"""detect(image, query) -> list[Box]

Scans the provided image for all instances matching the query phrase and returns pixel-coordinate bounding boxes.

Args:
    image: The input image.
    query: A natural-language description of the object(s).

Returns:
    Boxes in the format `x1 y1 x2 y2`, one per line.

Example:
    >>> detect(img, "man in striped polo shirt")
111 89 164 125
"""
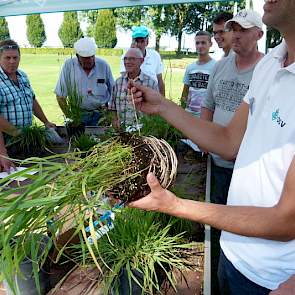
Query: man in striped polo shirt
0 39 55 172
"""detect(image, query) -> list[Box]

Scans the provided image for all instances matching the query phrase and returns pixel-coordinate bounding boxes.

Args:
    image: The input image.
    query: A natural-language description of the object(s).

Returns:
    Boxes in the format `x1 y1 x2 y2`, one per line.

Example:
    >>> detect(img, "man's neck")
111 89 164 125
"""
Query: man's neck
223 47 231 57
235 49 263 71
283 33 295 67
198 54 211 64
128 70 141 80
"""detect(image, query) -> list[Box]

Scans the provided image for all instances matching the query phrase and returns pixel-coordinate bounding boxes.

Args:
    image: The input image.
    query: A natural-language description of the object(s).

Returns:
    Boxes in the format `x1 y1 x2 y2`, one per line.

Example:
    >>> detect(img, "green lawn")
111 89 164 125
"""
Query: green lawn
20 54 197 124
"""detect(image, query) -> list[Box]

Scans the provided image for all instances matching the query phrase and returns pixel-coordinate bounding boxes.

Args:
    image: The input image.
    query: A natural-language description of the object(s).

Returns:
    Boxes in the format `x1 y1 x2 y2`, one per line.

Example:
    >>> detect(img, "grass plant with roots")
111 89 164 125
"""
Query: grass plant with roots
0 134 191 294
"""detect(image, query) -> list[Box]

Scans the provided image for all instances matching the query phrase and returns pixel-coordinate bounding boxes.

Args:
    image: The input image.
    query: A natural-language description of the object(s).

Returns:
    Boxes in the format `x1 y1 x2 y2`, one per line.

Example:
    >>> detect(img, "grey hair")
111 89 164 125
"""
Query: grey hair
125 48 144 59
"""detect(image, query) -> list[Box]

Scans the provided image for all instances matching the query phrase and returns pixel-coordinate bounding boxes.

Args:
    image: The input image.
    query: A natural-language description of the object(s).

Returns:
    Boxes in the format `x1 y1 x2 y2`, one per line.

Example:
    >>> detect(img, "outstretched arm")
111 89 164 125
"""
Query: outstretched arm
130 157 295 242
33 99 55 128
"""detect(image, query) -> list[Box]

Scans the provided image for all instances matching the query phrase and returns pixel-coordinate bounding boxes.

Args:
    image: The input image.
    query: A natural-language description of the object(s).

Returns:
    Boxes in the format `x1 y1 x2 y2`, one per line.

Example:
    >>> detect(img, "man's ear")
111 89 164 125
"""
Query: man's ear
257 29 264 41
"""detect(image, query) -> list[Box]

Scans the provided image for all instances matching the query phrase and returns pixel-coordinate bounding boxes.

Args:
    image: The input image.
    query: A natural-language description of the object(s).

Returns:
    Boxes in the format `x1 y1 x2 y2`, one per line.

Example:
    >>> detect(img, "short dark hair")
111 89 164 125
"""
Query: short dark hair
213 12 233 25
195 30 212 42
0 39 20 55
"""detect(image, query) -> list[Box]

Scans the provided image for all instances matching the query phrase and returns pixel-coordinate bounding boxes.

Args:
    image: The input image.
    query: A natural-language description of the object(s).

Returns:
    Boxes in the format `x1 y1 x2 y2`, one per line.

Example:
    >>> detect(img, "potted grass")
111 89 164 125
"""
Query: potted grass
6 123 49 159
60 77 84 138
0 134 179 294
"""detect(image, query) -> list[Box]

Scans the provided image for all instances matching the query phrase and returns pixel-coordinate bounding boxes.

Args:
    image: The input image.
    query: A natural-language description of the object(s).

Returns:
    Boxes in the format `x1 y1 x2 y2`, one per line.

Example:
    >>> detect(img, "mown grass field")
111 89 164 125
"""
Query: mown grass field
20 53 197 124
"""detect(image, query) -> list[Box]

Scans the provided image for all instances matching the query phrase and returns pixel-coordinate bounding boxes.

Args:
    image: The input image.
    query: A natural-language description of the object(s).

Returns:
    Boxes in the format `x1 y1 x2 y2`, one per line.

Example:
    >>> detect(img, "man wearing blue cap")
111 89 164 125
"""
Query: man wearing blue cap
120 26 165 96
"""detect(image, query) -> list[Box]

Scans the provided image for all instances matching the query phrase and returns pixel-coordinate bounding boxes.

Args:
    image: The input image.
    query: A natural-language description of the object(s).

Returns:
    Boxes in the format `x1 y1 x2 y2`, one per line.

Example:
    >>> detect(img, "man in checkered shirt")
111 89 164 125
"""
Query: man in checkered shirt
109 48 158 130
0 39 55 172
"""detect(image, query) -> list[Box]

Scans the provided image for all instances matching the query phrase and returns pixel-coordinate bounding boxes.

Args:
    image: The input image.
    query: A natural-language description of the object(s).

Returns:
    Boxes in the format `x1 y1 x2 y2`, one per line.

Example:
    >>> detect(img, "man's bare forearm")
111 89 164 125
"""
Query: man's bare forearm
33 99 49 124
172 198 294 241
0 116 19 136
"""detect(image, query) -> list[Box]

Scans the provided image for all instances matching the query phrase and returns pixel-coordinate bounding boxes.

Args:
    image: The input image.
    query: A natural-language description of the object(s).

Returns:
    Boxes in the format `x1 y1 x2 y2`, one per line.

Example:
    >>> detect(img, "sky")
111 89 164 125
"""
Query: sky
6 13 224 59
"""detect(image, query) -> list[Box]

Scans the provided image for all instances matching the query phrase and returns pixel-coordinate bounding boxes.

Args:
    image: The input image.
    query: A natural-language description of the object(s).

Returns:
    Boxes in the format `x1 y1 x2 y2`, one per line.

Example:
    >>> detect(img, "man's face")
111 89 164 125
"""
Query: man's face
231 23 261 55
263 0 295 32
77 55 95 71
123 52 143 74
195 35 212 56
0 49 20 76
132 37 148 53
213 22 233 51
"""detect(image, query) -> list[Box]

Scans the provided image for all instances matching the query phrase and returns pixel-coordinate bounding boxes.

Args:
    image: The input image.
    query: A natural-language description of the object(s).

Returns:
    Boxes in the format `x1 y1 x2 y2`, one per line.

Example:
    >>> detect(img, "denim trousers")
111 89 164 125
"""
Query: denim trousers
217 250 271 295
81 110 100 126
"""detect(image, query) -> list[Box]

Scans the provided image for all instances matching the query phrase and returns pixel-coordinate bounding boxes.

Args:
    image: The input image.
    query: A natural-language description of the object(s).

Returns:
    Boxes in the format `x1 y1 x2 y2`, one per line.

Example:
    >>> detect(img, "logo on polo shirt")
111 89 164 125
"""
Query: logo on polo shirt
272 109 286 128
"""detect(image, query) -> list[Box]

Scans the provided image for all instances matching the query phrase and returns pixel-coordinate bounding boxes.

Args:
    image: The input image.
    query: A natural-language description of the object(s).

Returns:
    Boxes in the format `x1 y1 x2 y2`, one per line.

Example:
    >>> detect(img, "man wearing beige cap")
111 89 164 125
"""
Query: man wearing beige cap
55 37 114 126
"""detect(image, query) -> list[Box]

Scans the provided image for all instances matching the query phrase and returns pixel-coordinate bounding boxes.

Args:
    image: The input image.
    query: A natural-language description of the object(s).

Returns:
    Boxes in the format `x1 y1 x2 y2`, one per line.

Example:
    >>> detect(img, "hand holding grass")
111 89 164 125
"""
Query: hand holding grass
129 172 181 215
128 80 166 115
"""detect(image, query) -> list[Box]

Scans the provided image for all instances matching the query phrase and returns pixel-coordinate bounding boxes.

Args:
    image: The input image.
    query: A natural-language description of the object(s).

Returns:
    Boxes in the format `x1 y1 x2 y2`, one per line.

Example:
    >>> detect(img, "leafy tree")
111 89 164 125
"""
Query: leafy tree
79 10 99 37
0 17 10 40
266 27 282 49
94 10 117 48
26 14 46 48
59 12 83 48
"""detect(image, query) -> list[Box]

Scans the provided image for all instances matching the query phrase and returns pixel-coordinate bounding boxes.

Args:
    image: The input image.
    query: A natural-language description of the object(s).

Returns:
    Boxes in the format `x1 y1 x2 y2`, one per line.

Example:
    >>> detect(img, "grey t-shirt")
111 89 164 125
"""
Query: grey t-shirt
202 53 257 168
55 57 114 111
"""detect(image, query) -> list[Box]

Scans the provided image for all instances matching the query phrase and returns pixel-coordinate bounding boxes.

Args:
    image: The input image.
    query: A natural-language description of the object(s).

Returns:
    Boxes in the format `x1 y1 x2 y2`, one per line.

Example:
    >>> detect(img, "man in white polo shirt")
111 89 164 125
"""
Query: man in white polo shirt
55 37 114 126
120 26 165 95
127 0 295 294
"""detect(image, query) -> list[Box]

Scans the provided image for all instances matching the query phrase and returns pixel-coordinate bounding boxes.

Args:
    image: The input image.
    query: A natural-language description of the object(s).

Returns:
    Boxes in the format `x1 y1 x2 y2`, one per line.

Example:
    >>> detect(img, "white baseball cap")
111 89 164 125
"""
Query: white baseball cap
225 9 263 30
74 37 97 57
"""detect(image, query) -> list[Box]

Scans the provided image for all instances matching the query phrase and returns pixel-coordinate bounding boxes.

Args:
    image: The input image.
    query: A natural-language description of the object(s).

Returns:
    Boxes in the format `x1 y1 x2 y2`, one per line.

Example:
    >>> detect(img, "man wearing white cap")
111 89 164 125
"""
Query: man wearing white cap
201 9 264 205
120 26 165 96
55 37 114 126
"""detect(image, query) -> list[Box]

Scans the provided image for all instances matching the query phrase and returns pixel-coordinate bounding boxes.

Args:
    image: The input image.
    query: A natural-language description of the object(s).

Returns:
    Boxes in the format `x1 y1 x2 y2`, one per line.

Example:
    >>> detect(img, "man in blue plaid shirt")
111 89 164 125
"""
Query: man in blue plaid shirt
0 39 55 172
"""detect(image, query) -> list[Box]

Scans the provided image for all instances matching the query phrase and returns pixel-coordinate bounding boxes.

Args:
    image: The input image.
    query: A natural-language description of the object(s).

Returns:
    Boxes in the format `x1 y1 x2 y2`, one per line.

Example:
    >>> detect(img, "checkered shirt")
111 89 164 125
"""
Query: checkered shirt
0 67 35 128
109 71 158 126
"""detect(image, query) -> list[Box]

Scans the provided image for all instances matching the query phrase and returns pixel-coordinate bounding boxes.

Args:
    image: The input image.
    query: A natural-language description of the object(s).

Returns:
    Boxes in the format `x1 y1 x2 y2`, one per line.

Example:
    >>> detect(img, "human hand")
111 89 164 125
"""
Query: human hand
0 154 15 173
270 275 295 295
128 173 180 214
128 80 166 115
45 121 56 129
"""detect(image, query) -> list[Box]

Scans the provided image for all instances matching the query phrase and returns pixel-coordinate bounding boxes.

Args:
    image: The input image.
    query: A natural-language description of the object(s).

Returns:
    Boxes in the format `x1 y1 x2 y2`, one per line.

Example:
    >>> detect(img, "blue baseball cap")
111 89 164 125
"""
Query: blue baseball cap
132 26 149 39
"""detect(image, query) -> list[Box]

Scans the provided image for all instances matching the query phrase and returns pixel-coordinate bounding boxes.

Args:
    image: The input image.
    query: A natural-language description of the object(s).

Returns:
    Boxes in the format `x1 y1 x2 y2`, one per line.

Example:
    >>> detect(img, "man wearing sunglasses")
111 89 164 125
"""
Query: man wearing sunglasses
0 39 55 172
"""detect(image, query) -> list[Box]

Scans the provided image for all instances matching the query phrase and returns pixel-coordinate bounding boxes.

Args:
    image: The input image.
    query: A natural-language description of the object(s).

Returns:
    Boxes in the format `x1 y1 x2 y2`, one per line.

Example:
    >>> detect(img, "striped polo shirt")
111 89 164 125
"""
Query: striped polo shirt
0 66 35 128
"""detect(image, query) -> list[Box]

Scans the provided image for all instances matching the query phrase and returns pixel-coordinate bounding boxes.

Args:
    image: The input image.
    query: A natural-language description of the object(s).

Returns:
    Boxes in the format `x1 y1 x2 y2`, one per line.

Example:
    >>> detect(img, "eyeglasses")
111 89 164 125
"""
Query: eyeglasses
123 57 142 62
0 45 19 51
213 30 225 36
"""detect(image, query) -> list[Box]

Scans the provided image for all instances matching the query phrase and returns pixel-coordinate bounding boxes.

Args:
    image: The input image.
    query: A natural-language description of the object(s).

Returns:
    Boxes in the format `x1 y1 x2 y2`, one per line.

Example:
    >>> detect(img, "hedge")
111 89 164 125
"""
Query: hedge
19 47 197 59
20 47 124 56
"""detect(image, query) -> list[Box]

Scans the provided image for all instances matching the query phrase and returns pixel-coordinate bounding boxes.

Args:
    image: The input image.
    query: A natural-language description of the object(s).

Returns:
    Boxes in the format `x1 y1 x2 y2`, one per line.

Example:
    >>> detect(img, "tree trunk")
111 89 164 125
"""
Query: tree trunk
155 34 161 52
177 30 182 54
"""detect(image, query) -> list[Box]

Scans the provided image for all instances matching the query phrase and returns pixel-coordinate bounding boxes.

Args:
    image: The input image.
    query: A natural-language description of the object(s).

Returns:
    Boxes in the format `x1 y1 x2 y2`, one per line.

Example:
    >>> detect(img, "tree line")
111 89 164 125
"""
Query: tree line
0 2 282 52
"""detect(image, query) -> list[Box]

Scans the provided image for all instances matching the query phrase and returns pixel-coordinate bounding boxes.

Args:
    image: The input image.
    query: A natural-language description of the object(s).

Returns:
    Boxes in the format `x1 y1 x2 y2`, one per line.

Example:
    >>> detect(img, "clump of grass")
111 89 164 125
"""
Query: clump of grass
72 134 98 152
6 123 48 158
0 135 179 294
69 208 196 294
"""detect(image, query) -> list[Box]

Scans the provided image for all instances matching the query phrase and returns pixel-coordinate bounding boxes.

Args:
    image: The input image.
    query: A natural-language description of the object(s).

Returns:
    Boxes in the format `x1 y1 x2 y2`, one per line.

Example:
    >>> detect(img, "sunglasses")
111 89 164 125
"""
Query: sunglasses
0 45 19 51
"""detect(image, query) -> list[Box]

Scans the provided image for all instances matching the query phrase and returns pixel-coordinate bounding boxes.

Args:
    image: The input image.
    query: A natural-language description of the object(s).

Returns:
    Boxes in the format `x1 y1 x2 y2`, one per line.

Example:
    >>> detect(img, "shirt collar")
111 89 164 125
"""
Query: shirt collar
271 40 295 74
123 70 144 82
0 66 21 79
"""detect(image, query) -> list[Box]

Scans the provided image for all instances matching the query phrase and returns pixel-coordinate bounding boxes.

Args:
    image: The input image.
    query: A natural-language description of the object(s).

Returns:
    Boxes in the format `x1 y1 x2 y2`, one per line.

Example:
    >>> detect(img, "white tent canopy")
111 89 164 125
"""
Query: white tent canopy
0 0 233 17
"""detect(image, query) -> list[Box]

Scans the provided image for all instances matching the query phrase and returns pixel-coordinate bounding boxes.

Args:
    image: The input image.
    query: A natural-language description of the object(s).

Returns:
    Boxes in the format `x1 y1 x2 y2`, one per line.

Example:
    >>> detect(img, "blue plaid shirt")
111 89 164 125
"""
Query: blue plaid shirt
0 66 35 128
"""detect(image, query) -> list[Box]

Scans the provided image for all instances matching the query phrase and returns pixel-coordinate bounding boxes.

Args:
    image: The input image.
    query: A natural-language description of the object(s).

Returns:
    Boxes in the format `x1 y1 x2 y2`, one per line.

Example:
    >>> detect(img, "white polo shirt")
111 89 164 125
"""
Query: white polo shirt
120 48 163 82
220 40 295 290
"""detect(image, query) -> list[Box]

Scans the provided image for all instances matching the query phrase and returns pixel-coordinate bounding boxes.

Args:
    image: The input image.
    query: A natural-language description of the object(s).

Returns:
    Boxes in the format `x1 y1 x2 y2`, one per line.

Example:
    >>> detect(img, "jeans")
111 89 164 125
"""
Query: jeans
210 162 233 205
210 162 233 294
218 250 271 295
81 110 100 126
